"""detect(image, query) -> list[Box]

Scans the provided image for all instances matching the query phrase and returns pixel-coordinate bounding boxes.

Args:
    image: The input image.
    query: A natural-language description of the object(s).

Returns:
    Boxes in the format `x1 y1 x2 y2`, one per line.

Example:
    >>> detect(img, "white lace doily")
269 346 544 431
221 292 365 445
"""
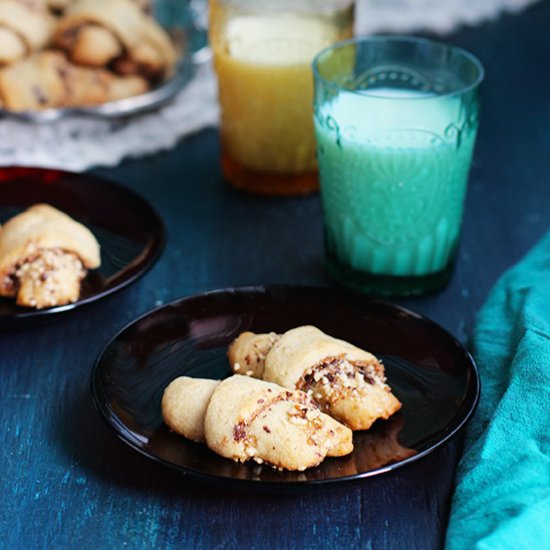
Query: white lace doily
0 0 541 171
356 0 541 35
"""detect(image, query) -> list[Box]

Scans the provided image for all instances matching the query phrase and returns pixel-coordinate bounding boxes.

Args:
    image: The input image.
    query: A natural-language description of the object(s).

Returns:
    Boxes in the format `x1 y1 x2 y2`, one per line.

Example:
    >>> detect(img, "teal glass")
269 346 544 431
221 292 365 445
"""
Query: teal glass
313 36 484 296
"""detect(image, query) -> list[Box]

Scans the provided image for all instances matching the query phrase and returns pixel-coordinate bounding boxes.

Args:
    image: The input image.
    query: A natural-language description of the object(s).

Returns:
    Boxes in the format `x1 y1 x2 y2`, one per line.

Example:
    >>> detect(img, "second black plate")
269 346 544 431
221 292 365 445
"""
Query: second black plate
92 285 479 488
0 167 165 324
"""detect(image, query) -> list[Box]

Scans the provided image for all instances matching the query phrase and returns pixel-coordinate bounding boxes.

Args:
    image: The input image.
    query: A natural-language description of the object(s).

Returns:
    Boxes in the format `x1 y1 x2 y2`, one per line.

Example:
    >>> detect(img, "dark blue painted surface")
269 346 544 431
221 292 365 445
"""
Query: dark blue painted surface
2 2 550 548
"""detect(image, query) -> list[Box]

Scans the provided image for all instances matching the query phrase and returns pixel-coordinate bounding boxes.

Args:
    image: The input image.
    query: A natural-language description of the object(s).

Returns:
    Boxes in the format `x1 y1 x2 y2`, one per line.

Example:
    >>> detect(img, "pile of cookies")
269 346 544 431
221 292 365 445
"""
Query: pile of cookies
0 0 177 111
162 326 403 472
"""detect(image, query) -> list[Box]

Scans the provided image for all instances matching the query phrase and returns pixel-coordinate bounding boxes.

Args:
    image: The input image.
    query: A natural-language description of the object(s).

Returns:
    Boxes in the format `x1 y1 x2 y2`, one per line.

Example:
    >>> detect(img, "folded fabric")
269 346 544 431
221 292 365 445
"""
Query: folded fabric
445 230 550 549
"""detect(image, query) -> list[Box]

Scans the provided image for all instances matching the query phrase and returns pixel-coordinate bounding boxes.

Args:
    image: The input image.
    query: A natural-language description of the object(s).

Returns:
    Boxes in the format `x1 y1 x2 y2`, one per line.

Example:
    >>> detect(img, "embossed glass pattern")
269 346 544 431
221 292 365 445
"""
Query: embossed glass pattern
313 36 484 295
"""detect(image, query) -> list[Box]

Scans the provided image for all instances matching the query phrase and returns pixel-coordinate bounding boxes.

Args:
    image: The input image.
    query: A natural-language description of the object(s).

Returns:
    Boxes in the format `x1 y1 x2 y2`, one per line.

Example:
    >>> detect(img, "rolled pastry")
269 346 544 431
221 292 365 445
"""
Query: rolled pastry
0 204 100 308
228 326 402 431
227 331 279 379
0 50 148 111
162 377 220 443
0 0 55 66
162 374 353 471
53 0 176 79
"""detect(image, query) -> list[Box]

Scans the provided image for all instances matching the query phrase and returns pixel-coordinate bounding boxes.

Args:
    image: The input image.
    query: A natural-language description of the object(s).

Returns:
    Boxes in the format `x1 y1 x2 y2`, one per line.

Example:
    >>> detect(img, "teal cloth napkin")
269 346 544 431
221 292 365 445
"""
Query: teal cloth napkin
445 231 550 549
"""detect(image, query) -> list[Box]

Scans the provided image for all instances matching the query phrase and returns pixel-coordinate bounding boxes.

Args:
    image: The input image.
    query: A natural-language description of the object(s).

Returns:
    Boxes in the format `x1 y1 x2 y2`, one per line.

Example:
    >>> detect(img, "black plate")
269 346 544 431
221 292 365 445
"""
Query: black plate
0 167 165 324
91 285 479 488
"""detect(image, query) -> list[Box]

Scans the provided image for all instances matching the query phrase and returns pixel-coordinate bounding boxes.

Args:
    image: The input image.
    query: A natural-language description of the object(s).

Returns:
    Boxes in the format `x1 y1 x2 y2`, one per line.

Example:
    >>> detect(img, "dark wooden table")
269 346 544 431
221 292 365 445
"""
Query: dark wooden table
2 2 550 548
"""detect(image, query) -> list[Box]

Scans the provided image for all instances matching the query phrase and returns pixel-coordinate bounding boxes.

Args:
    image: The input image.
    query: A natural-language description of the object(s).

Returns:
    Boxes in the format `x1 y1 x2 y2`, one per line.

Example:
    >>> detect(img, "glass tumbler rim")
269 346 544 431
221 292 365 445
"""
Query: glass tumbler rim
312 34 485 100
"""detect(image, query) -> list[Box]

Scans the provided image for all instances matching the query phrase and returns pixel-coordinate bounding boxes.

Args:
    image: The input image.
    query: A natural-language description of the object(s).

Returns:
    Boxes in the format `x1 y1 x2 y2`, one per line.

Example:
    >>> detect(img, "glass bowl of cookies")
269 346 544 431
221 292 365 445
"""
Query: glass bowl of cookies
0 0 207 121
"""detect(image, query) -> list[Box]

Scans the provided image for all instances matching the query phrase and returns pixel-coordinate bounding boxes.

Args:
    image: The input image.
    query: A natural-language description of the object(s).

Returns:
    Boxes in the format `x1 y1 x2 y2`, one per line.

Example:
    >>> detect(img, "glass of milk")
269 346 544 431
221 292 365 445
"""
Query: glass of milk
313 36 484 296
209 0 355 196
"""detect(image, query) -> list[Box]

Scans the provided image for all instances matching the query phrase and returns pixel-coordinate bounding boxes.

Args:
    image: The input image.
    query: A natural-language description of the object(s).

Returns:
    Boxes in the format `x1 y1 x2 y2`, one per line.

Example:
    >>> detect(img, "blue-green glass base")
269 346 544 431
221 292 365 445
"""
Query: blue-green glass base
325 251 455 297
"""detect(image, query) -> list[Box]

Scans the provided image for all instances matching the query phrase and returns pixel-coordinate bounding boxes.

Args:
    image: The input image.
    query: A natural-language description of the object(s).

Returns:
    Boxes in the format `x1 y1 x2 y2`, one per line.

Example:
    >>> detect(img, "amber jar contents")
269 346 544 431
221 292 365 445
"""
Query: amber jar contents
209 0 355 196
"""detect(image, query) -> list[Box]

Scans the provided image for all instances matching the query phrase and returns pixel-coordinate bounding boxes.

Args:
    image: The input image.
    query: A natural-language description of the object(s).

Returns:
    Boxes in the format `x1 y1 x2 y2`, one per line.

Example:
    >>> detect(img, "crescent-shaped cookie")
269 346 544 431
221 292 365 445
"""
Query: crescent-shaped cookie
229 326 402 431
0 204 100 308
162 374 353 471
53 0 176 78
0 50 148 111
0 1 55 66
